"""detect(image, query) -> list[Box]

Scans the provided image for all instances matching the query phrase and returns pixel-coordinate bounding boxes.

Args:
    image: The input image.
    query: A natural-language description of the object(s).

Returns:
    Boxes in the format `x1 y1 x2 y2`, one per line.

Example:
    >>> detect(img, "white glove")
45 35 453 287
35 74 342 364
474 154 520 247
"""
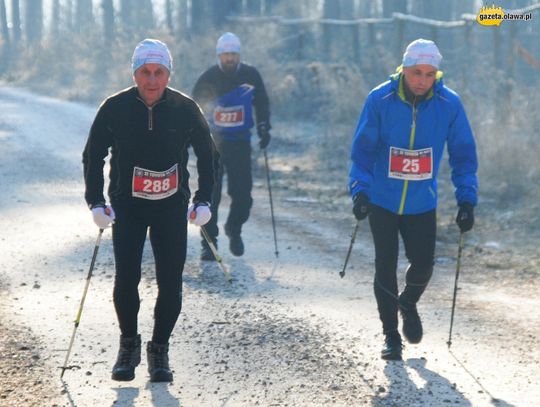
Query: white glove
187 202 211 226
91 205 116 229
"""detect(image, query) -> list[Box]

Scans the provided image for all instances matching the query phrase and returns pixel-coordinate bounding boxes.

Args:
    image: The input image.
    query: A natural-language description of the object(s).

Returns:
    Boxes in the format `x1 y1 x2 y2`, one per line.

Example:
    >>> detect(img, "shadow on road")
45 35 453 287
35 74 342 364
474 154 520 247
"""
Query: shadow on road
372 357 473 406
111 386 139 406
146 382 182 407
183 257 281 299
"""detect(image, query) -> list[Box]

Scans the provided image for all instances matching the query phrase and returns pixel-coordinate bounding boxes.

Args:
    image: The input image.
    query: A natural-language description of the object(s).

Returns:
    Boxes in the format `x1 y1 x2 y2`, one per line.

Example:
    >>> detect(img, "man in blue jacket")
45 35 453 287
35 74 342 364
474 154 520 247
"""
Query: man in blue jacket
193 32 271 260
349 39 478 360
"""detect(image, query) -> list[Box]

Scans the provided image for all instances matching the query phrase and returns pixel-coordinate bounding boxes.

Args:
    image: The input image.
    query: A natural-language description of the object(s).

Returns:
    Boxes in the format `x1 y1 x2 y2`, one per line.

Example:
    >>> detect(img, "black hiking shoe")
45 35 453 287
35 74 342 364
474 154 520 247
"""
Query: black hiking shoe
381 330 403 361
111 334 141 381
147 341 173 382
225 224 244 256
399 295 423 344
200 240 216 261
228 235 244 256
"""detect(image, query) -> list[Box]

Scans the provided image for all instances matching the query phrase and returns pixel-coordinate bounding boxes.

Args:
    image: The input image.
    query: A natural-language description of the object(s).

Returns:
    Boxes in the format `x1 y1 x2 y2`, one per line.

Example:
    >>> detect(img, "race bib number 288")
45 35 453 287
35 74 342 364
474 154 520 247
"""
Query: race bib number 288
132 164 179 200
388 147 433 180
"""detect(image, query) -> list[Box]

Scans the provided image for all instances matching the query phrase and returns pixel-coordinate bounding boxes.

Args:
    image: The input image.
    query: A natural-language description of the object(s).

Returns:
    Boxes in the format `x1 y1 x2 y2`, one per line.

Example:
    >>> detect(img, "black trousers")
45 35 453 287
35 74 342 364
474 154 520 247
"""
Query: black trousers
112 205 187 344
368 205 436 334
203 138 253 241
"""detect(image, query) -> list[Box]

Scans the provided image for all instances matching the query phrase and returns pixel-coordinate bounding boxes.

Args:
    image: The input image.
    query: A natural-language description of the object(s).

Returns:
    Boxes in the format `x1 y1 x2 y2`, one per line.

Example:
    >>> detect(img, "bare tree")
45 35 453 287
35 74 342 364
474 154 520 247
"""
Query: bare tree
24 0 43 45
11 0 21 44
75 0 94 33
65 0 73 32
165 0 174 34
382 0 407 18
50 0 60 38
120 0 133 35
0 0 9 46
102 0 114 43
134 0 154 35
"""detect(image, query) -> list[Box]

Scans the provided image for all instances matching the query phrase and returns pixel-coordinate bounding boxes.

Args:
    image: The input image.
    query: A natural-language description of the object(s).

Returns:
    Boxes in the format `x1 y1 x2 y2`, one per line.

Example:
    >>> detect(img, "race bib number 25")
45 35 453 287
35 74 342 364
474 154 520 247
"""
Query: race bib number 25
132 164 179 200
388 147 433 180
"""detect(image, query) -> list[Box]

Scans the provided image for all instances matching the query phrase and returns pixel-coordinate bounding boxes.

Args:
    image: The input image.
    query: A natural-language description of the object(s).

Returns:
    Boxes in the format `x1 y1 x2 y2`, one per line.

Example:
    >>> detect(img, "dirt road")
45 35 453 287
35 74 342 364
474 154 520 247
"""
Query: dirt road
0 87 538 406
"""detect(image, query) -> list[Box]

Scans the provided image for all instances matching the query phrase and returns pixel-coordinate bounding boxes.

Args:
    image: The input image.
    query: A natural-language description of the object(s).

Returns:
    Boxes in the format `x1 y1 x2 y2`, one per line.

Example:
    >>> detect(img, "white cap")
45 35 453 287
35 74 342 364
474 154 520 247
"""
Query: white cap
402 39 442 69
216 32 241 55
131 39 173 74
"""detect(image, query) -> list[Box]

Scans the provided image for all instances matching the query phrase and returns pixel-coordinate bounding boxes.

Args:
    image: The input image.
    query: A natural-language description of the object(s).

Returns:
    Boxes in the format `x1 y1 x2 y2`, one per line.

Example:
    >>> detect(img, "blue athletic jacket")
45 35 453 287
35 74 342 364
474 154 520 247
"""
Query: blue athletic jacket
349 69 478 215
192 63 271 141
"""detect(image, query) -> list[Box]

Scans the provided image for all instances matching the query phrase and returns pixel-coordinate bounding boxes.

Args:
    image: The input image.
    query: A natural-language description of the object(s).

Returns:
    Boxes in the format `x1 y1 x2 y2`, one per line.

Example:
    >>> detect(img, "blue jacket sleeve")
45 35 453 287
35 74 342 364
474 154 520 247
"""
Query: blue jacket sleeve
447 99 478 206
349 92 379 200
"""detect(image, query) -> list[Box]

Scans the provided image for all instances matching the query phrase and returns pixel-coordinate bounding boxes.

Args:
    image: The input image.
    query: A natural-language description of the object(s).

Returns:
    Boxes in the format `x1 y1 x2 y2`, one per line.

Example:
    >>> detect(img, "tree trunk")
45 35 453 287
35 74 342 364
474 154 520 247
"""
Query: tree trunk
210 0 233 27
165 0 174 34
190 0 207 34
24 0 43 45
382 0 407 18
50 0 60 38
134 0 154 33
175 0 188 39
0 0 9 45
75 0 93 33
323 0 341 58
102 0 114 43
120 0 133 35
11 0 21 43
64 0 73 32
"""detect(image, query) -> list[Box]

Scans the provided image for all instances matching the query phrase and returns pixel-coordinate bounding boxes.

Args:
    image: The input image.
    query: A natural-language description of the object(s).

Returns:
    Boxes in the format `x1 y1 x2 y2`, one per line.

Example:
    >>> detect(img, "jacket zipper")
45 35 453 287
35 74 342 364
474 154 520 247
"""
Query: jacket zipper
136 97 165 131
148 106 153 131
398 100 417 215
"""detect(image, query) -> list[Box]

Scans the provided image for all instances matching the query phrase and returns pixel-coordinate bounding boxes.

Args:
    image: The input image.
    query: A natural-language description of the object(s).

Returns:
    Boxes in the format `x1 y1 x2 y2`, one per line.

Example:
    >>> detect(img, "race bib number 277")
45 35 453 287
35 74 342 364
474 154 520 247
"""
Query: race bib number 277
132 164 179 200
214 105 245 127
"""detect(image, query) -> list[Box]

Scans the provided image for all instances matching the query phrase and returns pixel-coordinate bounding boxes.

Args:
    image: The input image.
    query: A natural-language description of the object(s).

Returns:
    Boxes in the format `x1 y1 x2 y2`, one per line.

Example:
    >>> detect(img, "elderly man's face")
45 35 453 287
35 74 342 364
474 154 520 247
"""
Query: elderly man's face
133 63 170 106
219 52 240 73
402 64 437 96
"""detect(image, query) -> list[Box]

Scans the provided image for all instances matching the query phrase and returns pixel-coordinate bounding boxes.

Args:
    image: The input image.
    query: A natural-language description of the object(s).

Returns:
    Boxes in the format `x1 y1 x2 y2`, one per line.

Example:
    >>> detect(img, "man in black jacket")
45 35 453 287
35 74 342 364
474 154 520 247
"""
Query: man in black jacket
192 32 272 260
83 39 215 382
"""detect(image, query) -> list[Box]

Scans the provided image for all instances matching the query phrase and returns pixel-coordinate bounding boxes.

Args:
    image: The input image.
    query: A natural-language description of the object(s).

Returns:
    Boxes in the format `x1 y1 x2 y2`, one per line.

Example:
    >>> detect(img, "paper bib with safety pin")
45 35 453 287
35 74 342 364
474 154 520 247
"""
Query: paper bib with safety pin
388 147 433 180
213 105 245 127
132 164 178 200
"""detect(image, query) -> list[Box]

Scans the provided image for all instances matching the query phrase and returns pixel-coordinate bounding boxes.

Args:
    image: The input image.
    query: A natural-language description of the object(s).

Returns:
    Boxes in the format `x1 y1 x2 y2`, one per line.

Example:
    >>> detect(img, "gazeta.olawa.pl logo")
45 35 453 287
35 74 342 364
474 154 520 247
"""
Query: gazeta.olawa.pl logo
476 5 533 26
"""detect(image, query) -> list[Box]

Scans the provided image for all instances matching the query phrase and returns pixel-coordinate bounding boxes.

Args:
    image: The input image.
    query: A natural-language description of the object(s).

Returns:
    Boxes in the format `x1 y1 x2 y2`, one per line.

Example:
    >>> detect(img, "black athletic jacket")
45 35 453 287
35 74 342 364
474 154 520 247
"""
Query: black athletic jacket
192 62 271 138
83 86 215 211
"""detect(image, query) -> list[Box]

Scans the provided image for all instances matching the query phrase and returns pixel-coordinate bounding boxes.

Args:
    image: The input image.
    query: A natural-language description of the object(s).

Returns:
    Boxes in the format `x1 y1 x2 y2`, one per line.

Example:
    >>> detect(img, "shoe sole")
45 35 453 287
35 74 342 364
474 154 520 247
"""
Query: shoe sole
149 371 173 382
381 352 402 361
111 371 135 381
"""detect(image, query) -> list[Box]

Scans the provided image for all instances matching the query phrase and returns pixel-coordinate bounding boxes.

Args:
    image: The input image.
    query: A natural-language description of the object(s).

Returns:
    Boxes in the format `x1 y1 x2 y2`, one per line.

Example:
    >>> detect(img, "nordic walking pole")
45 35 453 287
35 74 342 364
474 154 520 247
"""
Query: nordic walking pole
60 228 104 378
447 231 465 348
201 225 232 283
263 148 279 258
339 221 360 279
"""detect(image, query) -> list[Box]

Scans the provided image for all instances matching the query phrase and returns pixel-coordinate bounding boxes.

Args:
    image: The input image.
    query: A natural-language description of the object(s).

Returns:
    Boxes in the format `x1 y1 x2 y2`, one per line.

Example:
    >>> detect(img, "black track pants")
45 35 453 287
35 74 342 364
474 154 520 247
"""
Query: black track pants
112 205 187 344
203 138 253 241
368 205 436 333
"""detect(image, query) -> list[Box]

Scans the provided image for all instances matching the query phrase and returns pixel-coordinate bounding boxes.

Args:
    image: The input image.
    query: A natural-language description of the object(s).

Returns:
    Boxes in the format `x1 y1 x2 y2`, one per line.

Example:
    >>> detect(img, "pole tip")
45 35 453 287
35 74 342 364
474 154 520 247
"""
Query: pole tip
339 271 345 278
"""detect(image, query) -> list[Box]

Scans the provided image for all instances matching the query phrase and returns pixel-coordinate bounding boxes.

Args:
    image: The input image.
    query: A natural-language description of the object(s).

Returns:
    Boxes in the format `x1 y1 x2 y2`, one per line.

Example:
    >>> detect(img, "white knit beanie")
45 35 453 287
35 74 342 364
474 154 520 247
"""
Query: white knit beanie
216 32 241 55
131 39 173 74
402 39 442 69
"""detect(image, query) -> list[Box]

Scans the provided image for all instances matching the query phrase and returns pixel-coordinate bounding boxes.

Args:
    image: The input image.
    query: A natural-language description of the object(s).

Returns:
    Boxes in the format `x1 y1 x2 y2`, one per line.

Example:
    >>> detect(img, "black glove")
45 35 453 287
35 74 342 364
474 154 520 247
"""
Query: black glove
353 193 370 221
257 123 271 149
456 202 474 232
